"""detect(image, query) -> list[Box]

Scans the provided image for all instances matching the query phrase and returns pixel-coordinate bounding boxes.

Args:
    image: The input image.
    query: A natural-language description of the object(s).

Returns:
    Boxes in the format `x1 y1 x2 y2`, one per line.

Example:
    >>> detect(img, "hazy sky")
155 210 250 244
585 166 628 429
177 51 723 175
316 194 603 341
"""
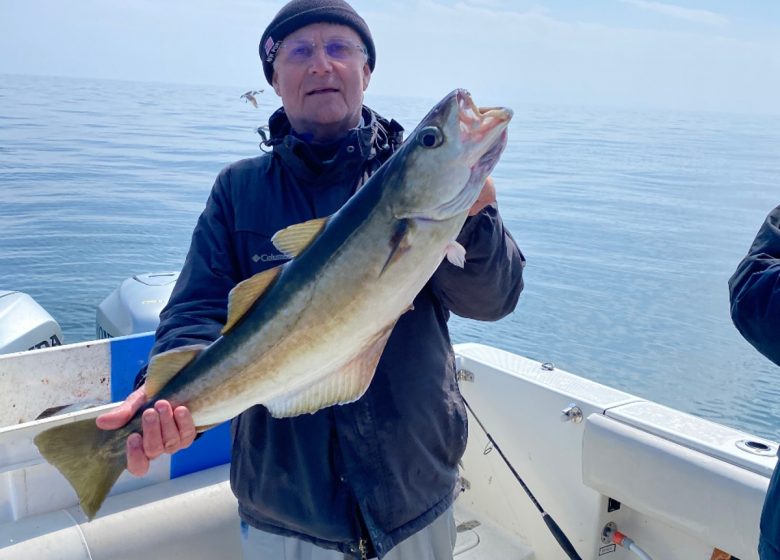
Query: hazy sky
2 0 779 114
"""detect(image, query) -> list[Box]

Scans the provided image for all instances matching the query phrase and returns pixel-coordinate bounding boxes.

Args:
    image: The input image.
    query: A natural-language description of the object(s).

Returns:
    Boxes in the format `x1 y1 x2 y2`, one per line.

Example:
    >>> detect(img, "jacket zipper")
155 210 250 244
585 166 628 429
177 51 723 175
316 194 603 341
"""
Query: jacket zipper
358 538 368 560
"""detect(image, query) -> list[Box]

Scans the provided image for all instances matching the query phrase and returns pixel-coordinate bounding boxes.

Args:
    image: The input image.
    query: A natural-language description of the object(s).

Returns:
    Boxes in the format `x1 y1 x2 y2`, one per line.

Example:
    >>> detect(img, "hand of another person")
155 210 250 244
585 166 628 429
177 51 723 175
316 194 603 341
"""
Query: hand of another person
95 386 197 476
468 176 497 216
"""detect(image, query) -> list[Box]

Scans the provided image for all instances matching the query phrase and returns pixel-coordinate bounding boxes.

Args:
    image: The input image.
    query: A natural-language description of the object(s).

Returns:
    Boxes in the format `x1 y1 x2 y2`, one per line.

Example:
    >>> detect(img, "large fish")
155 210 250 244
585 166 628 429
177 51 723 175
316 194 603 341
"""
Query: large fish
33 88 513 520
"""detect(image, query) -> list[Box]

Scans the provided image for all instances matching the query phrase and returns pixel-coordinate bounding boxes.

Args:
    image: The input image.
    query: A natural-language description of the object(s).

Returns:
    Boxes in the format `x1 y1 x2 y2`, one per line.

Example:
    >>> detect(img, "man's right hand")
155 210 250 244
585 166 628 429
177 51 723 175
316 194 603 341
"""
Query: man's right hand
96 386 197 476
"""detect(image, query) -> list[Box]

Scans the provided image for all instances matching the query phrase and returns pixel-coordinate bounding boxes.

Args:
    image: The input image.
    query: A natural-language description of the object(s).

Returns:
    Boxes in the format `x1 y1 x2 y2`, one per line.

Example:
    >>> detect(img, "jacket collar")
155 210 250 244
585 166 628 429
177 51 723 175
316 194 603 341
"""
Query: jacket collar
265 106 403 185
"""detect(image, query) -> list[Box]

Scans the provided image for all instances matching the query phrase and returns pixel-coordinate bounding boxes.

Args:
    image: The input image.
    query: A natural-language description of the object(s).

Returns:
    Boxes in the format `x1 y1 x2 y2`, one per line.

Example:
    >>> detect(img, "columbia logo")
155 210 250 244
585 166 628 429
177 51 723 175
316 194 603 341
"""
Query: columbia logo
252 253 289 263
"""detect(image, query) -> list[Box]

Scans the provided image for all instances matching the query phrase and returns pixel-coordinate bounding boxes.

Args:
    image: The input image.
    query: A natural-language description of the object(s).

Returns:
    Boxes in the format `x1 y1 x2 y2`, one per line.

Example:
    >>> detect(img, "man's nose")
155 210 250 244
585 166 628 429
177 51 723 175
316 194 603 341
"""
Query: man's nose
308 46 333 73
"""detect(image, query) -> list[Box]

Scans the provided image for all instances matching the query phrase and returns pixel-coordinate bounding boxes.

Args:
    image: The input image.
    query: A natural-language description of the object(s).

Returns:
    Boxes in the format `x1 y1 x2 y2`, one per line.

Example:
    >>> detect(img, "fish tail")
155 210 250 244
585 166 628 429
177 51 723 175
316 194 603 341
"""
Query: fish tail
33 418 130 520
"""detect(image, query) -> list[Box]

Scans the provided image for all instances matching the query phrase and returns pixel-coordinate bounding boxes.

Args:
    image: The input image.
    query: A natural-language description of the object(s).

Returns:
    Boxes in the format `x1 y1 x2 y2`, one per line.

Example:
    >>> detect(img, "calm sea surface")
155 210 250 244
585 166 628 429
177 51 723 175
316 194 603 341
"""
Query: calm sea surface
1 74 779 441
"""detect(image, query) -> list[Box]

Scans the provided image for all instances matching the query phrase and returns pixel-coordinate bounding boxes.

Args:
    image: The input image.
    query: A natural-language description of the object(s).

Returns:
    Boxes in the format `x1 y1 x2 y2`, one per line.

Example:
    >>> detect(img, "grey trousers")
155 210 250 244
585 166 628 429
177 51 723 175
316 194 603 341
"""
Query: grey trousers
240 507 456 560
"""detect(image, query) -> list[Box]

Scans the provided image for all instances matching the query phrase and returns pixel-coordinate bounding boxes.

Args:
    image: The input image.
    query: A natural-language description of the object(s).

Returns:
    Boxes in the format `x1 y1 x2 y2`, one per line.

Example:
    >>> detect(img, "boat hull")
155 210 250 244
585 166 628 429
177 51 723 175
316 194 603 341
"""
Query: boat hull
0 337 774 559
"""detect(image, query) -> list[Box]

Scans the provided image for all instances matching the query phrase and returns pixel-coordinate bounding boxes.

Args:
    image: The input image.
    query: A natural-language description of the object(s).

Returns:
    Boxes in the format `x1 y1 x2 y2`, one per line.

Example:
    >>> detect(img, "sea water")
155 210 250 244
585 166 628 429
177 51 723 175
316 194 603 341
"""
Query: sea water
1 74 778 440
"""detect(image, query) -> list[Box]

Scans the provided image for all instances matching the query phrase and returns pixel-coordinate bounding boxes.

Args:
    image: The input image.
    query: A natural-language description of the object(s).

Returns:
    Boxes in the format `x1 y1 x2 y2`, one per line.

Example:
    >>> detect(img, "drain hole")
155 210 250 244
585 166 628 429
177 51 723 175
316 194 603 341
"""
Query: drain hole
736 439 777 456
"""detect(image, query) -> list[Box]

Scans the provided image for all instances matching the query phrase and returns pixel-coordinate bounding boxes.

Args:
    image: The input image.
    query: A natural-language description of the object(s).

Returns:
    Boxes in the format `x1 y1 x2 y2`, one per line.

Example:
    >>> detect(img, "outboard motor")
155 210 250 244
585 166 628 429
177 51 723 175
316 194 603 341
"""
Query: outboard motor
0 290 63 355
96 272 179 339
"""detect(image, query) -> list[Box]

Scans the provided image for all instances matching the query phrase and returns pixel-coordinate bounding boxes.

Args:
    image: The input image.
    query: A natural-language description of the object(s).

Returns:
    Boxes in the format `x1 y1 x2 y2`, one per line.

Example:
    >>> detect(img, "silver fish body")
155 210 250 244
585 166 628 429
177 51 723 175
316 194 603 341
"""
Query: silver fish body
34 88 513 519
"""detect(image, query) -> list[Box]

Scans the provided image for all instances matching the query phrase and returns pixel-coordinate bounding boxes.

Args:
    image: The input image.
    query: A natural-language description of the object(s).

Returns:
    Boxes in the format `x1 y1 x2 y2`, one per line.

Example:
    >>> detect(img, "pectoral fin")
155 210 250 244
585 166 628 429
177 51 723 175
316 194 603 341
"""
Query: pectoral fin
380 219 410 276
263 324 396 418
271 217 329 258
222 266 283 335
445 241 466 268
146 344 207 397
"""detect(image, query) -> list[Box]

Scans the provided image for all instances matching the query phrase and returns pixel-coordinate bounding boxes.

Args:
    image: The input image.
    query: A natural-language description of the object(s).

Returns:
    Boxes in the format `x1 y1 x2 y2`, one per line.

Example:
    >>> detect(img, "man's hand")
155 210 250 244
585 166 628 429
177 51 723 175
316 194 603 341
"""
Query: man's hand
96 386 197 476
468 176 497 217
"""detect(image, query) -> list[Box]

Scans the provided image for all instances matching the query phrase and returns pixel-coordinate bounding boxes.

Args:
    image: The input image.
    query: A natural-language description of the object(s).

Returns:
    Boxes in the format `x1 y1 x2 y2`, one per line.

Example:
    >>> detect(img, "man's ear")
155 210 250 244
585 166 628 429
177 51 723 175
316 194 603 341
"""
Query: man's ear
272 71 282 96
362 65 371 91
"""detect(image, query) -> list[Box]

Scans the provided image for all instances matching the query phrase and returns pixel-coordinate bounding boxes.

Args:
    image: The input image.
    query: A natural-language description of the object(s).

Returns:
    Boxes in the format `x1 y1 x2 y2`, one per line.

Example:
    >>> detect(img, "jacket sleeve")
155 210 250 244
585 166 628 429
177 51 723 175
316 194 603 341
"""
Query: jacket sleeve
430 204 525 321
728 204 780 367
149 172 240 358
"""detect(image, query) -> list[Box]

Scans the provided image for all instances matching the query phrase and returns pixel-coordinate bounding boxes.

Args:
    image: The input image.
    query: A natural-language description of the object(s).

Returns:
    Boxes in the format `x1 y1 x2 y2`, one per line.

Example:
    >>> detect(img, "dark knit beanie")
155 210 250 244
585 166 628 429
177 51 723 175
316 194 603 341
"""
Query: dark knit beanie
259 0 376 85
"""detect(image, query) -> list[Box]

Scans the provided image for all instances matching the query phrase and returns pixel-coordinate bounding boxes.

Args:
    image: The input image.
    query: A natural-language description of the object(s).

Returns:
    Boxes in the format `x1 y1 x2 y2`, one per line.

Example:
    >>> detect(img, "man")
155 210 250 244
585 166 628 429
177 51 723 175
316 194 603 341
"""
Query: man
729 204 780 560
97 1 525 558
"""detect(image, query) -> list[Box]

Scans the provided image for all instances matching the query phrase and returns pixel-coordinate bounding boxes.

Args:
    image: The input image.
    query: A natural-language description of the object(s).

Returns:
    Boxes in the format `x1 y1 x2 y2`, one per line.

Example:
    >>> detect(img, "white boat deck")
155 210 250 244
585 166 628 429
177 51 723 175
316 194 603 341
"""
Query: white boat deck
454 503 534 559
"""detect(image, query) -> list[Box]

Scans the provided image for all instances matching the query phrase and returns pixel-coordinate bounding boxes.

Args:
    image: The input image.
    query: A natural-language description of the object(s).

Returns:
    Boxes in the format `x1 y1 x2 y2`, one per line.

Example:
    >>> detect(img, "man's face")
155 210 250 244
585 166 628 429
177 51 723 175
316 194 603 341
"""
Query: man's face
272 22 371 143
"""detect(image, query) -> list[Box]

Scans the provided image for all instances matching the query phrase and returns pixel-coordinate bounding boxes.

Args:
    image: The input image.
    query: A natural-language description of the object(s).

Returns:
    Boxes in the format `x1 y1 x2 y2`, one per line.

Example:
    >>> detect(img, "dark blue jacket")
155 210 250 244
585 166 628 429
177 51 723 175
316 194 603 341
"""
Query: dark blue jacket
729 204 780 556
149 106 525 558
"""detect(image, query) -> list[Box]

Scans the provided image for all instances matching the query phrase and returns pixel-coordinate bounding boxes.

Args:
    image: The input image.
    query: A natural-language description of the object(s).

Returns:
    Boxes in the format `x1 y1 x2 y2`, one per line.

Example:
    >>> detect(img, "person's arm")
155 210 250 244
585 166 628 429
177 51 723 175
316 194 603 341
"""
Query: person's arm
431 179 525 321
729 205 780 367
97 172 240 474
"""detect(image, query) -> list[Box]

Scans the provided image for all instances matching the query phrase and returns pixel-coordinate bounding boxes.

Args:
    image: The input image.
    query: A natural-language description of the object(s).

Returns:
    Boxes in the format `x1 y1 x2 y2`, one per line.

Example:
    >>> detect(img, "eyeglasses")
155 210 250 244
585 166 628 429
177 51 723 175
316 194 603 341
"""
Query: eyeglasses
276 38 367 65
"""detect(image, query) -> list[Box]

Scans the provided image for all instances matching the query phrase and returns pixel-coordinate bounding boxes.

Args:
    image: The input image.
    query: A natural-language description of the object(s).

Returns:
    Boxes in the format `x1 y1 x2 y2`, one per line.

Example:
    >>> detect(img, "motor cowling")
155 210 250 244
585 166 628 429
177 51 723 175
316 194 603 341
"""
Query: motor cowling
0 291 63 355
96 273 179 339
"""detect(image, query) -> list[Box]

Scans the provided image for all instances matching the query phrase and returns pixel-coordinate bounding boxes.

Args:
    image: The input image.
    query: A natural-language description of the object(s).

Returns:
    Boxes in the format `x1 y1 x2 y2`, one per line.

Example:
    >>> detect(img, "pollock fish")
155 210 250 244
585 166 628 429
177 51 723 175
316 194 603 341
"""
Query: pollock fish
33 88 513 520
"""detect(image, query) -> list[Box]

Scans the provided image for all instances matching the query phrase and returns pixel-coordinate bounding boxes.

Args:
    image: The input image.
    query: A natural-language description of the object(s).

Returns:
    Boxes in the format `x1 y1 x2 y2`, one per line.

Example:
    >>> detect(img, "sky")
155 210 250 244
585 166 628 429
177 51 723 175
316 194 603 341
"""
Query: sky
1 0 779 115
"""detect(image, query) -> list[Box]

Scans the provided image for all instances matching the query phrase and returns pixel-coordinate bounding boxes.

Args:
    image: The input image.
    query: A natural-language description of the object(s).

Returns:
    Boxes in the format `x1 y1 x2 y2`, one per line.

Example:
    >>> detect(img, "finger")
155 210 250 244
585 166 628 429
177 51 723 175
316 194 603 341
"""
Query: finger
155 400 182 454
127 433 150 476
96 386 148 430
141 408 165 460
174 406 197 448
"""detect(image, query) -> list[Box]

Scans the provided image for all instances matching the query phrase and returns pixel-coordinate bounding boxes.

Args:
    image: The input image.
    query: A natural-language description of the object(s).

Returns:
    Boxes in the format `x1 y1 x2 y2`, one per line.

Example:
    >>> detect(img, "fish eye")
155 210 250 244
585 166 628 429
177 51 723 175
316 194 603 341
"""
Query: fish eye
418 127 443 149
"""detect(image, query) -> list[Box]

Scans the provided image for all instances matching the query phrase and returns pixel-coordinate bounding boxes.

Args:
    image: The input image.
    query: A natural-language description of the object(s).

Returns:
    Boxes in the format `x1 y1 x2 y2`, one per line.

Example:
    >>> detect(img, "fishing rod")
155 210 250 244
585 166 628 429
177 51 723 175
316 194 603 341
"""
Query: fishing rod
461 396 584 560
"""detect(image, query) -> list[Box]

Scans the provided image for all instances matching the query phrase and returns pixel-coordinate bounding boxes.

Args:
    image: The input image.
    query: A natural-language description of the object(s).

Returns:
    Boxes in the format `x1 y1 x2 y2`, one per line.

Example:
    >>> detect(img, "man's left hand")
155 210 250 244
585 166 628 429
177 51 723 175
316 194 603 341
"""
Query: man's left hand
468 176 496 216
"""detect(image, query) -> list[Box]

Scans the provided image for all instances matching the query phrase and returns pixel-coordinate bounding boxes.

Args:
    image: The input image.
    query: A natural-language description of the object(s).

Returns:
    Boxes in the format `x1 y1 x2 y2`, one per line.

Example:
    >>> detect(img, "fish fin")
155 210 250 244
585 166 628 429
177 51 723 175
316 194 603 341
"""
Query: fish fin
271 217 329 258
263 324 395 418
146 344 206 397
222 266 283 335
195 422 221 433
445 241 466 268
33 418 130 520
380 219 411 276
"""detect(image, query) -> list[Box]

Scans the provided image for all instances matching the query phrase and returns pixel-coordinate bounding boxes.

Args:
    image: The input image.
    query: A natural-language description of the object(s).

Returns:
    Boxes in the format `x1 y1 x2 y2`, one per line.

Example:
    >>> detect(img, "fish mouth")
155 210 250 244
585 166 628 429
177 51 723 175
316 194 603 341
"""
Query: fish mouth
475 128 508 171
457 89 513 148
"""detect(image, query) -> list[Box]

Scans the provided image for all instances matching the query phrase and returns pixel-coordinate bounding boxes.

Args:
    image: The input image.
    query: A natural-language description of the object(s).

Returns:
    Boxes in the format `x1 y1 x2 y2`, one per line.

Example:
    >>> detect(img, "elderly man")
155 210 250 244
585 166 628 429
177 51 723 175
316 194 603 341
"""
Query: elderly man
97 1 525 558
729 204 780 560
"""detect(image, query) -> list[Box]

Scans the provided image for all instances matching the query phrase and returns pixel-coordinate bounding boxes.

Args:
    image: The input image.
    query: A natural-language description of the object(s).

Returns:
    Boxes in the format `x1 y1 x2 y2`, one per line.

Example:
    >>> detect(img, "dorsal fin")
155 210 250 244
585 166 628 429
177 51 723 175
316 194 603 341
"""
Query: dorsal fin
146 344 207 397
222 265 282 335
271 217 328 258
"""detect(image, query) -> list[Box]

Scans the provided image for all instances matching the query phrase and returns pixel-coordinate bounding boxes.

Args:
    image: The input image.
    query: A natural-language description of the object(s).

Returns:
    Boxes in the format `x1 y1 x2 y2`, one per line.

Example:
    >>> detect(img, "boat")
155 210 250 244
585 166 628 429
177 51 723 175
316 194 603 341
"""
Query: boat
0 278 774 559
